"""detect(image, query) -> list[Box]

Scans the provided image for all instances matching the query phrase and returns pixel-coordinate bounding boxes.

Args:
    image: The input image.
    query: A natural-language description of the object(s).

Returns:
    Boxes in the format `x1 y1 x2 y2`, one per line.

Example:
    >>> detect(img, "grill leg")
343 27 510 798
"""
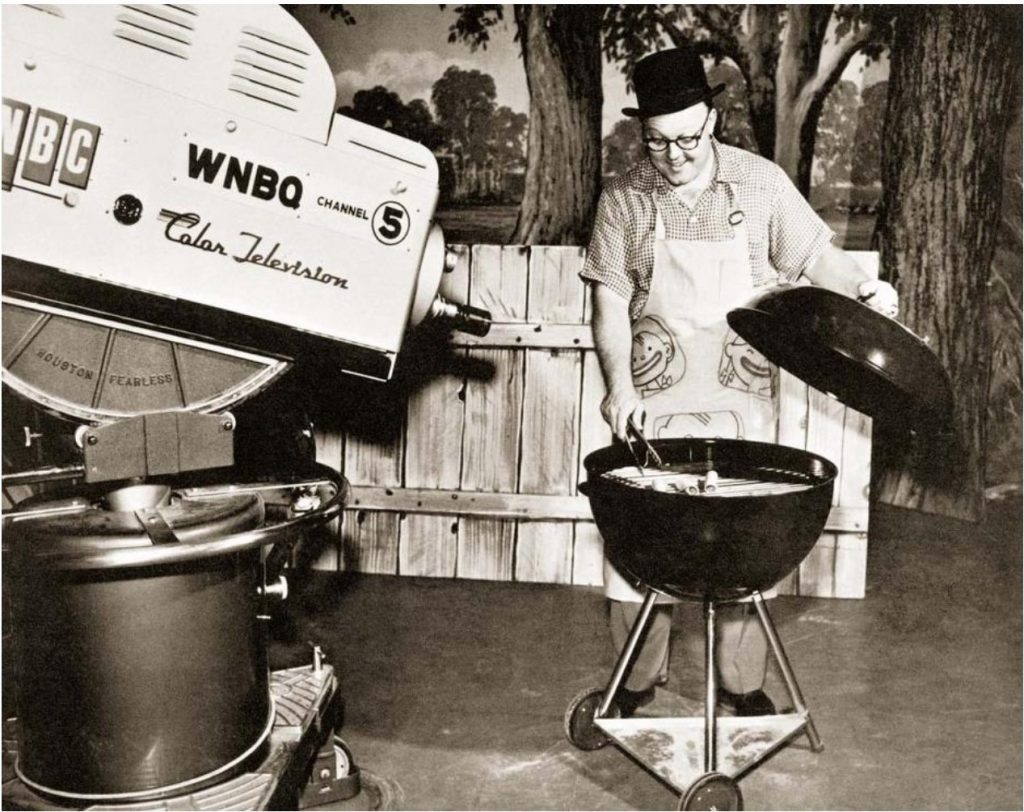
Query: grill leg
751 591 824 752
704 598 718 772
598 588 659 718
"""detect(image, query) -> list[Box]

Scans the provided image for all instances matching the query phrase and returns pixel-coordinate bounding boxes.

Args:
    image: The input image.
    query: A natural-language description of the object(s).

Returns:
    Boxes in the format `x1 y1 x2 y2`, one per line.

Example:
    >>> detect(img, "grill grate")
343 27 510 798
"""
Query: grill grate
601 466 814 497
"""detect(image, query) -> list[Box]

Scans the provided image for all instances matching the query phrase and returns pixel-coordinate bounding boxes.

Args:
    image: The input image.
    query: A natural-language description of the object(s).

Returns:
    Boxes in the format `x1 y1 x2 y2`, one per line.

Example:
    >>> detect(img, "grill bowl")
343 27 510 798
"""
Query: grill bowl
582 438 837 601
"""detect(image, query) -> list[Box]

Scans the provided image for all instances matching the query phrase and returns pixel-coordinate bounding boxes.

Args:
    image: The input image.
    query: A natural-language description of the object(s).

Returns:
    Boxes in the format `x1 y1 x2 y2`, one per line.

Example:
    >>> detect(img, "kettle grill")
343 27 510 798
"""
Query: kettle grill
565 285 954 810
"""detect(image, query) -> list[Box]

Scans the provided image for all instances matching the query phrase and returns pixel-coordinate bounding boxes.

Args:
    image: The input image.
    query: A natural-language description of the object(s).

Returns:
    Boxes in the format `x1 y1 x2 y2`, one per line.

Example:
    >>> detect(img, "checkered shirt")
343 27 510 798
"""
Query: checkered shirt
581 139 835 322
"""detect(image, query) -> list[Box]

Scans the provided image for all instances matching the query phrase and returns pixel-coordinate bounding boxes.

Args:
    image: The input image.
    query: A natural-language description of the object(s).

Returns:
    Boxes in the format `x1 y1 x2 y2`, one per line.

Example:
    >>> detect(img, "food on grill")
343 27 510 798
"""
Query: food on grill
601 465 813 497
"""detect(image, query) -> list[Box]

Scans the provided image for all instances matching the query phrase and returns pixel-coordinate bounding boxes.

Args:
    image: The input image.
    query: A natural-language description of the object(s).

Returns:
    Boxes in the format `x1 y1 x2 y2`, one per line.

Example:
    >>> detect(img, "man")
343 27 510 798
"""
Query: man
581 47 897 717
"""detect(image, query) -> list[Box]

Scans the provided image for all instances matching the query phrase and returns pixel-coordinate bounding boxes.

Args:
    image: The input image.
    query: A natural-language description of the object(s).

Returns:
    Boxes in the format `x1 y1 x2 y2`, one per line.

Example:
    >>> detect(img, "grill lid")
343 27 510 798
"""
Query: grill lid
727 285 954 430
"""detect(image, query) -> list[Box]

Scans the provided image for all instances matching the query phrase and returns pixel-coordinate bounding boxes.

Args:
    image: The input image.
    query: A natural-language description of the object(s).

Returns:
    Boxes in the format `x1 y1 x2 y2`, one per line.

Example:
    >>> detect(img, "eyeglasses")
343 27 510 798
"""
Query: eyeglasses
642 109 713 152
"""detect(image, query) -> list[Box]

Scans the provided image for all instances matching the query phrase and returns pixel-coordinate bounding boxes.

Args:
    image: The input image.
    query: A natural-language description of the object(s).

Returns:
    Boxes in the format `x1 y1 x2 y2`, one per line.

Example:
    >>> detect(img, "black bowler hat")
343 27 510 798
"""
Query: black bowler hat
622 47 725 118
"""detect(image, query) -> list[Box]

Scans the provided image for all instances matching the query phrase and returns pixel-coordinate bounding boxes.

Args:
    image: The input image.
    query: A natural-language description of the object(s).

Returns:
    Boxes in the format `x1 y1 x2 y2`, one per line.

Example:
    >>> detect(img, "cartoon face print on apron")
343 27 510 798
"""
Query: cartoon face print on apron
631 315 685 398
604 186 777 602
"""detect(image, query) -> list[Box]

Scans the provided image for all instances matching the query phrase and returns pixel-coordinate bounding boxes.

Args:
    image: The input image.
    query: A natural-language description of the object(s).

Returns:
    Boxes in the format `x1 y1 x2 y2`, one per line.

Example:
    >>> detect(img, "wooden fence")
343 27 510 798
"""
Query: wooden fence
309 245 876 599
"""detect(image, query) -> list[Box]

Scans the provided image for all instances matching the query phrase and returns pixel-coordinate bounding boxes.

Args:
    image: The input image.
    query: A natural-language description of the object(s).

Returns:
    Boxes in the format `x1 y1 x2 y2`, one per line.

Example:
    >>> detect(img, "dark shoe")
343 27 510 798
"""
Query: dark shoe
616 686 656 718
720 688 776 717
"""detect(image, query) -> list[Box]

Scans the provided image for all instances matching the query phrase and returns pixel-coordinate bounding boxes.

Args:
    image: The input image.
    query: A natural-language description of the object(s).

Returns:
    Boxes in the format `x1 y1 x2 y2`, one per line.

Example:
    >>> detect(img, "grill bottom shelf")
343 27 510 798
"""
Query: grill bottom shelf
596 713 809 791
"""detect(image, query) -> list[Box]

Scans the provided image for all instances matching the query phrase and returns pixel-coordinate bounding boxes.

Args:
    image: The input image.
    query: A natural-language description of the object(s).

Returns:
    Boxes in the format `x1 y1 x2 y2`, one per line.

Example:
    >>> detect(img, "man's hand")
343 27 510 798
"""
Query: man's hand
804 244 899 318
856 279 899 318
601 386 645 442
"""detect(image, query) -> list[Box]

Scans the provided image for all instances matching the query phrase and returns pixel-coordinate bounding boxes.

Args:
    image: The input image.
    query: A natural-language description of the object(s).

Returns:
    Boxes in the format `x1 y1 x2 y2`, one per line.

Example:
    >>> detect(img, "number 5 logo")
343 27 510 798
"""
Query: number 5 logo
372 201 410 245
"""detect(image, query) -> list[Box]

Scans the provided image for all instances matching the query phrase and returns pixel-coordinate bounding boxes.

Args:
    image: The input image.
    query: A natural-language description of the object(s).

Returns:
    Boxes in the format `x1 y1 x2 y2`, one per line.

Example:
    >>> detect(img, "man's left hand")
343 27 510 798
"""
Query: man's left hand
856 279 899 318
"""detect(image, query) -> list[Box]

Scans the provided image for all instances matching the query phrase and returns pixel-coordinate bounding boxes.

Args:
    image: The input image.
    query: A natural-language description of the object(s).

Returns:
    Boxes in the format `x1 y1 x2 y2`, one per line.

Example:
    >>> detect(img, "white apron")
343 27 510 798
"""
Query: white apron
604 189 777 601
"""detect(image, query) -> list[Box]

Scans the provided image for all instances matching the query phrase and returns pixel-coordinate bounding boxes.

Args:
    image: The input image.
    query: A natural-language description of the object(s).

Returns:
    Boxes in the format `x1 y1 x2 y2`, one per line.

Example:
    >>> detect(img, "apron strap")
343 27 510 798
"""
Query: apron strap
724 181 745 232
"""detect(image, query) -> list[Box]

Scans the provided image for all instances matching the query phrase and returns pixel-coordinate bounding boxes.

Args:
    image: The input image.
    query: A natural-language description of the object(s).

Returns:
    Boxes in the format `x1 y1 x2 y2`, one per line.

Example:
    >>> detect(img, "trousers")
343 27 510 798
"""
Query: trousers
608 599 769 694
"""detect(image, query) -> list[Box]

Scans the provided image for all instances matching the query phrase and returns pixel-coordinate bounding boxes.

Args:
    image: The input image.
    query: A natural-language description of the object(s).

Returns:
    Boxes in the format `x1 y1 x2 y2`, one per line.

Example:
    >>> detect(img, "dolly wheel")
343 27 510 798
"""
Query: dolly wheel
563 687 619 751
332 735 355 777
678 772 743 811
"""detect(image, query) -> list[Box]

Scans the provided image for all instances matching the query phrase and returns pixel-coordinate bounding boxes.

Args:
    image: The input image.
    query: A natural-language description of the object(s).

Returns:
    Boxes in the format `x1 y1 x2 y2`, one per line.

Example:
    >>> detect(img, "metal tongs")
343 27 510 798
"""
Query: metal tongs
624 417 665 474
623 418 719 494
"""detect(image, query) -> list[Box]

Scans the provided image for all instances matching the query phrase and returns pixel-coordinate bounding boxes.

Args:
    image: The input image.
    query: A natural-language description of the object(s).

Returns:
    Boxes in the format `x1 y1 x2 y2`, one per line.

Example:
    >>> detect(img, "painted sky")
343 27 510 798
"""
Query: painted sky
293 6 887 139
292 5 634 136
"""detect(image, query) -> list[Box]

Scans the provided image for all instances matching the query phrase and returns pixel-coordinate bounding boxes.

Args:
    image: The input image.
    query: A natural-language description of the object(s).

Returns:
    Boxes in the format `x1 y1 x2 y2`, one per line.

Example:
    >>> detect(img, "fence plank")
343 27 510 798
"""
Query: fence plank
576 350 610 586
795 387 849 595
343 419 402 574
402 515 459 577
577 353 610 496
309 427 344 571
458 245 527 580
839 407 872 511
343 507 400 574
806 389 848 506
798 533 866 599
516 248 585 583
798 534 838 598
467 244 530 322
833 533 868 599
399 245 470 578
777 369 809 449
458 521 515 581
834 404 872 596
774 369 808 595
572 522 605 587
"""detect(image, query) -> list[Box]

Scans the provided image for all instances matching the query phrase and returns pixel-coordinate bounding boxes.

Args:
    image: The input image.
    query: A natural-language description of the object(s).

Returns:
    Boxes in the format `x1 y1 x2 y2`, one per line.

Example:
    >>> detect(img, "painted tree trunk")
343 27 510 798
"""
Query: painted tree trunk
874 6 1021 521
773 86 817 193
773 5 833 194
742 3 781 159
512 5 603 245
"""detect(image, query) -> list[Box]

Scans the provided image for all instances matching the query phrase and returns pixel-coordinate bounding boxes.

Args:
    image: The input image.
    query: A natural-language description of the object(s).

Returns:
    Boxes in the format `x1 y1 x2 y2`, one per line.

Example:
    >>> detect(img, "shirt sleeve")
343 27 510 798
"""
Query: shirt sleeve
767 167 835 282
580 187 633 302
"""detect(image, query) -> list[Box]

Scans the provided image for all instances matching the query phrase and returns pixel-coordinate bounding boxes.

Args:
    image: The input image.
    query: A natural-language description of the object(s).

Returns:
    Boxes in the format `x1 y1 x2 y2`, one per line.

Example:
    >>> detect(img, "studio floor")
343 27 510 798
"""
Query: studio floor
275 500 1022 811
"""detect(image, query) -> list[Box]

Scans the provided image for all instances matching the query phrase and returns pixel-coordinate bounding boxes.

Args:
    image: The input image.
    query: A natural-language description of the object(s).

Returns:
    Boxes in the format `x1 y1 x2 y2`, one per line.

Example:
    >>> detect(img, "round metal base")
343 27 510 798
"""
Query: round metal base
15 706 275 805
